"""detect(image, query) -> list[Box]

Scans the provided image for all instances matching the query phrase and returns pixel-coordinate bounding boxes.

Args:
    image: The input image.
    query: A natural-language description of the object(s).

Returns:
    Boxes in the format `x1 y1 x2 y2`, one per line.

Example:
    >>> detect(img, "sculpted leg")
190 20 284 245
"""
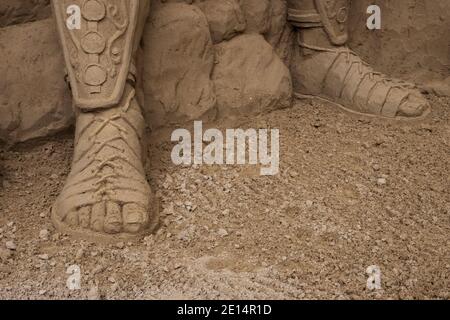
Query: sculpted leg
287 0 430 119
51 0 156 241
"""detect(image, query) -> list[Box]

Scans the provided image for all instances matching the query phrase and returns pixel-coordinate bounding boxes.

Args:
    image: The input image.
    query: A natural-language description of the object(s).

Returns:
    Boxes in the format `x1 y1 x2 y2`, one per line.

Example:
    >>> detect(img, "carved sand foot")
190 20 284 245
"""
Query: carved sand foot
293 42 431 119
52 86 157 242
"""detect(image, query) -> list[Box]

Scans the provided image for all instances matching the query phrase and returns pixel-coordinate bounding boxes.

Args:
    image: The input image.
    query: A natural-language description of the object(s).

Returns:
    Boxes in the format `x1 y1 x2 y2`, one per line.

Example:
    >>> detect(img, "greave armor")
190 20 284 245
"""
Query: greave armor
287 0 349 45
52 0 149 111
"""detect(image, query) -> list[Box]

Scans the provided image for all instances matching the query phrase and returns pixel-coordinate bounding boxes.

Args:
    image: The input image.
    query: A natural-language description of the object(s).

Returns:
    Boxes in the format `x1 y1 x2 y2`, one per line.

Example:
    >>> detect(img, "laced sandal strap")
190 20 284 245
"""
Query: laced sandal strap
297 38 417 91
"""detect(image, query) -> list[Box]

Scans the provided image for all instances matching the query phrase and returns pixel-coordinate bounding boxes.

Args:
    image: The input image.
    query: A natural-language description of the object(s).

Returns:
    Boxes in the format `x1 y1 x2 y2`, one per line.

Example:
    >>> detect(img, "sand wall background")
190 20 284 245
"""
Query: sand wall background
348 0 450 82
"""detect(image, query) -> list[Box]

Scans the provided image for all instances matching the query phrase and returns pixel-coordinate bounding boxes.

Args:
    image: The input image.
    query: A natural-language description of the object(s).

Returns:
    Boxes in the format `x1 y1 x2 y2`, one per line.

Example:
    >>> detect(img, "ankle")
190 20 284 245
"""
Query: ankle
296 28 338 56
287 0 349 52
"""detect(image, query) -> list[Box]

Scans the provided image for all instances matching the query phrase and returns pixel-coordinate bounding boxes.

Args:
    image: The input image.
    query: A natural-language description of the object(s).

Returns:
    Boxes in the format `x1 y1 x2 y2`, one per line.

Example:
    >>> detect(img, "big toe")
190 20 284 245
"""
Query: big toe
123 203 148 234
104 202 123 234
397 93 430 118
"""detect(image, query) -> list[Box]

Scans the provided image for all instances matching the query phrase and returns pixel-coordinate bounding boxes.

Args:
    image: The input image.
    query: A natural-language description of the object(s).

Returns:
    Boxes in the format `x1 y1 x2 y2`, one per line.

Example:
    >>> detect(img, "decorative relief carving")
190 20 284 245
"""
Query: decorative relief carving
53 0 139 110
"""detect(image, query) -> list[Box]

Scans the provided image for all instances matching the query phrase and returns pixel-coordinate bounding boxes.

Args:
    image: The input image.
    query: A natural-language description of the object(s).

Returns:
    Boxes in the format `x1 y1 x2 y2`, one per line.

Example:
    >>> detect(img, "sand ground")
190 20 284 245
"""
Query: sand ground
0 96 449 300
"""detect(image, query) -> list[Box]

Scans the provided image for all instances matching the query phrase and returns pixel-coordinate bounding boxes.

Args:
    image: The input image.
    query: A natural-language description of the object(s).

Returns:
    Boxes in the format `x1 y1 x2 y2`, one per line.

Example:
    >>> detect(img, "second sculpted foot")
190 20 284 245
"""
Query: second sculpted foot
292 41 431 119
52 85 157 241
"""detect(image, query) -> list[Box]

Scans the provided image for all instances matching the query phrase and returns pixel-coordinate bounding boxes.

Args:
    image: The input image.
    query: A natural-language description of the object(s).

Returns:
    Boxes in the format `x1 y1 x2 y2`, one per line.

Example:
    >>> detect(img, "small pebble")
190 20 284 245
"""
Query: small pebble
111 283 119 292
0 248 13 261
87 286 100 300
115 242 125 250
289 170 299 178
39 229 49 241
218 229 229 237
5 241 16 251
75 248 84 260
38 254 49 260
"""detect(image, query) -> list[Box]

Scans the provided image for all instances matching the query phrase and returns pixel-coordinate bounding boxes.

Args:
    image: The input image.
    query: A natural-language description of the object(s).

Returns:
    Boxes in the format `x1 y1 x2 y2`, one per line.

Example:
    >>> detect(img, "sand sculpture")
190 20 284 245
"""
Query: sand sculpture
288 0 430 118
51 0 156 241
50 0 431 240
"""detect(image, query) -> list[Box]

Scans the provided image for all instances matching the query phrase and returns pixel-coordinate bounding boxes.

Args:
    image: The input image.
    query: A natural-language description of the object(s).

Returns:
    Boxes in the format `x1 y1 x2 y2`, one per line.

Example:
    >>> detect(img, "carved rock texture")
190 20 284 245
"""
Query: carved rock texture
264 0 294 66
240 0 271 34
0 0 51 27
0 19 73 143
141 2 217 128
212 34 292 119
195 0 246 44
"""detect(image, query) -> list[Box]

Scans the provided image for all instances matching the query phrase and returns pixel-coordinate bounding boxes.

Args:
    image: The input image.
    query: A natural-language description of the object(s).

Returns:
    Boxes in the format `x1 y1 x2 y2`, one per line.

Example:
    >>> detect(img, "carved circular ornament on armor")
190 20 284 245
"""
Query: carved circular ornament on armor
84 64 107 86
82 0 106 22
336 7 348 24
81 31 106 54
325 0 348 24
52 0 143 108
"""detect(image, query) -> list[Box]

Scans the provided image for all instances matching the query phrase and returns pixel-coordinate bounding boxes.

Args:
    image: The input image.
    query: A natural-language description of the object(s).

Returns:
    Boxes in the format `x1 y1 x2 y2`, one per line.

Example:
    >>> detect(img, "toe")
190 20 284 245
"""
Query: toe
65 211 79 227
123 203 147 234
91 202 106 232
397 93 430 117
104 202 123 234
78 206 91 228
